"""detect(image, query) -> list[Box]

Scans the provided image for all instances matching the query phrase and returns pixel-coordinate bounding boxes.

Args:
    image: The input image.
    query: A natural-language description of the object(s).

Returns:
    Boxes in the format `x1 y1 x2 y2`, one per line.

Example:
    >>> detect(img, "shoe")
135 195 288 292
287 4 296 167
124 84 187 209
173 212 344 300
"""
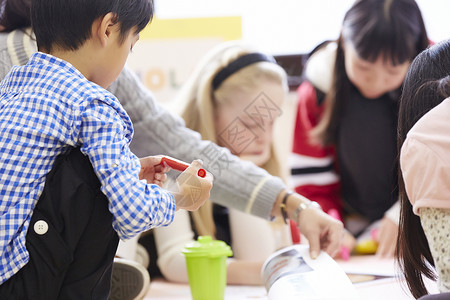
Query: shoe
135 244 150 269
109 258 150 300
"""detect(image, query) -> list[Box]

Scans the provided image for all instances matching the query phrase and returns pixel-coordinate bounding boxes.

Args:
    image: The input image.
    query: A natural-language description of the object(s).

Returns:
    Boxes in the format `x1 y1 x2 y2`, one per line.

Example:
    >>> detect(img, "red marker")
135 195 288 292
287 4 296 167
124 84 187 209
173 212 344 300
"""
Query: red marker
159 156 206 178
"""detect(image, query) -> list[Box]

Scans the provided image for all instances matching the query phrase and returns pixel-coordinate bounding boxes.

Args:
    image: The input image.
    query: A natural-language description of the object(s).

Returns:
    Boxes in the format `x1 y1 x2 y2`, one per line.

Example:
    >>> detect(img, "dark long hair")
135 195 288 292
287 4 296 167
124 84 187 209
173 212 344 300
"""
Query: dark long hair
0 0 31 31
396 39 450 299
312 0 429 145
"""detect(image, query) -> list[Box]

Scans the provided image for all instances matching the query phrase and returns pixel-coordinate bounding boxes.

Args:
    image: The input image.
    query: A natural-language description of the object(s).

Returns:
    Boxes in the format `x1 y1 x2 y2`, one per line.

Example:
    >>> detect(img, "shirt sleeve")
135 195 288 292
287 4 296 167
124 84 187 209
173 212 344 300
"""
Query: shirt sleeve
154 209 193 283
78 98 176 240
228 208 291 260
289 81 341 216
400 137 450 215
108 66 285 220
383 201 400 225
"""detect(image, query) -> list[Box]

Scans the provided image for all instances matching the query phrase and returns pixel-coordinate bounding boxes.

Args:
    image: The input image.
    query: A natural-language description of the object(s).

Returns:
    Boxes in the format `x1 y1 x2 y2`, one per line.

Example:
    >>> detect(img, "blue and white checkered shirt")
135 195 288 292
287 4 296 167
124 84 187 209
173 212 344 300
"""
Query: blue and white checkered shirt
0 52 175 284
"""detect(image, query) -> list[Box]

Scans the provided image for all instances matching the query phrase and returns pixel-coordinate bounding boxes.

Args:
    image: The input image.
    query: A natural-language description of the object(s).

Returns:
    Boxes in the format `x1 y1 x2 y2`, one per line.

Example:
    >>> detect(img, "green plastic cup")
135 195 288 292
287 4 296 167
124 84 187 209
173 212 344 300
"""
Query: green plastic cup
182 236 233 300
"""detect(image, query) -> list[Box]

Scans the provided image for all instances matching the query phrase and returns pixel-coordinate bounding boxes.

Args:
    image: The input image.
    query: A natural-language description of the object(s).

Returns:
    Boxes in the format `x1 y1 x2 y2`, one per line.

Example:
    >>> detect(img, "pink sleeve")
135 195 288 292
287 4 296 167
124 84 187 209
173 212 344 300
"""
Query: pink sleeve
400 137 450 215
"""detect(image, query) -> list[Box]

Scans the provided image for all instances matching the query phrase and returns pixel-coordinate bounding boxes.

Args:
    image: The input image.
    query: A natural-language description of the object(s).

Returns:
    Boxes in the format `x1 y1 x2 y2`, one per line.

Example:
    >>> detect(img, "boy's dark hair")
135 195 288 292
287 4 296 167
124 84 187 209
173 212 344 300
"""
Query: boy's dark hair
0 0 31 31
31 0 153 52
312 0 429 146
396 39 450 299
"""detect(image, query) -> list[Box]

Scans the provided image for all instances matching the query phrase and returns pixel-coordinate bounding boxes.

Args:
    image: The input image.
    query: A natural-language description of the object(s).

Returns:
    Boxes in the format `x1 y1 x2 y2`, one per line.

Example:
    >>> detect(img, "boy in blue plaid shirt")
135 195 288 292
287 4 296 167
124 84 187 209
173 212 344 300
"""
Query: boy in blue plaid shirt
0 0 212 298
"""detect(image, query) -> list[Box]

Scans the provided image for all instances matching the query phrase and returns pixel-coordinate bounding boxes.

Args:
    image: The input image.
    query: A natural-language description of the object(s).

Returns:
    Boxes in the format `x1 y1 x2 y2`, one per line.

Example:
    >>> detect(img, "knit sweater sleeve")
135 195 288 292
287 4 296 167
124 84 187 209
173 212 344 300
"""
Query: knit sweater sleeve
108 66 285 219
0 28 35 81
0 32 14 80
3 29 286 220
289 81 342 216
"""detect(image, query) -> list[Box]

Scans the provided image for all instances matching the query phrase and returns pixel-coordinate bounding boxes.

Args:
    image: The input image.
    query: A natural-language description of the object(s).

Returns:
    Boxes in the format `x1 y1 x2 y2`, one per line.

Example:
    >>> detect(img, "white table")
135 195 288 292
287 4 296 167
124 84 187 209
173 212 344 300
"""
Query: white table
144 255 439 300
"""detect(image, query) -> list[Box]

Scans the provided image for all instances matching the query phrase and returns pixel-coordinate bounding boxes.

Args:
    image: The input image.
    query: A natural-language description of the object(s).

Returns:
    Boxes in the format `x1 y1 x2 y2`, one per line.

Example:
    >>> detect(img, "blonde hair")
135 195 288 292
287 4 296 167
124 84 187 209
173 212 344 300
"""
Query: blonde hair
175 40 288 237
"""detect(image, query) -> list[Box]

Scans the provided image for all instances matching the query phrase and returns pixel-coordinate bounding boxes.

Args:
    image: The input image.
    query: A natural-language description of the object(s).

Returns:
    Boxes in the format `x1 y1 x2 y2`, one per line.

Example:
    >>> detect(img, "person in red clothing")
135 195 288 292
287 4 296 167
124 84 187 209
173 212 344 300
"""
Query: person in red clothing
290 0 429 257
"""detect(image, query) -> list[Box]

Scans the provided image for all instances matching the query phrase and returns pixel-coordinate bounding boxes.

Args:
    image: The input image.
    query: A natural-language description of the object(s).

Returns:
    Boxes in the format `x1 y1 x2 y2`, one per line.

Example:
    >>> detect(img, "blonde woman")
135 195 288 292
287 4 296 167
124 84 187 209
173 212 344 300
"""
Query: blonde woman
154 41 293 285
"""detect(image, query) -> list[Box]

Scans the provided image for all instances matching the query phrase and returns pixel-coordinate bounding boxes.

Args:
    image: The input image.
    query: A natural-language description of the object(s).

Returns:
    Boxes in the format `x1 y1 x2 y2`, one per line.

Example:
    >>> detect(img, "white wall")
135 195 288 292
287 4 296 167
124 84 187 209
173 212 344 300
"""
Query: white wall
155 0 450 55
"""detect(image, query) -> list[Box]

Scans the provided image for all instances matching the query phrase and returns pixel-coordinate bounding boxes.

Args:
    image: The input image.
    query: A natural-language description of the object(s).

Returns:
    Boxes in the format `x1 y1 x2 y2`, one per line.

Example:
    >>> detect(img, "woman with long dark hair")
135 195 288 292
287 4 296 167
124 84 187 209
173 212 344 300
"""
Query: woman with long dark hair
290 0 429 256
397 39 450 299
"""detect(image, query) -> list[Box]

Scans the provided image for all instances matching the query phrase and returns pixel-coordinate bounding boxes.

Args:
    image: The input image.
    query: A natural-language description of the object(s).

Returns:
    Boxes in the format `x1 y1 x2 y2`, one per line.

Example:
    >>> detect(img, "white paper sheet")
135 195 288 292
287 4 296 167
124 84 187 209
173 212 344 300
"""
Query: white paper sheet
261 245 358 300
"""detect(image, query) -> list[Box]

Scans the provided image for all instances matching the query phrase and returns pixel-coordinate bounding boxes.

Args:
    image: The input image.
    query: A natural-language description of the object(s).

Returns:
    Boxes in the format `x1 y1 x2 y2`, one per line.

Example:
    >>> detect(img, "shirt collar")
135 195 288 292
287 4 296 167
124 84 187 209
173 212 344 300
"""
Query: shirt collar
28 52 84 80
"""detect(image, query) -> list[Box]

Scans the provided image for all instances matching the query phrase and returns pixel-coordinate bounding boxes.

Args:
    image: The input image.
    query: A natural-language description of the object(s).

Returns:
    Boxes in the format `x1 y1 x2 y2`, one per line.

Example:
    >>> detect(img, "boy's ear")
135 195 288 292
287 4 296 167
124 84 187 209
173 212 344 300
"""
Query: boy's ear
94 12 118 47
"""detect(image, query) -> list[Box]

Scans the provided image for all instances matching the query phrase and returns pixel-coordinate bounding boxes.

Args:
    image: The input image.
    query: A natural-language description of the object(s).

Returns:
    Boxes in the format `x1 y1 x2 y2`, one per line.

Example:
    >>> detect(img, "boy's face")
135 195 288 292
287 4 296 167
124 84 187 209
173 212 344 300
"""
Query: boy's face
96 26 139 88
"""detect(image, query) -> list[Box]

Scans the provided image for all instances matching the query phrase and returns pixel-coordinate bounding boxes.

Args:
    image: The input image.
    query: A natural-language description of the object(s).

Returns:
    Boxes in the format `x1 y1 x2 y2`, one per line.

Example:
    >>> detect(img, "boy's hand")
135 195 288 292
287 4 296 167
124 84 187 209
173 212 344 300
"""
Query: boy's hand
173 160 213 211
139 155 170 187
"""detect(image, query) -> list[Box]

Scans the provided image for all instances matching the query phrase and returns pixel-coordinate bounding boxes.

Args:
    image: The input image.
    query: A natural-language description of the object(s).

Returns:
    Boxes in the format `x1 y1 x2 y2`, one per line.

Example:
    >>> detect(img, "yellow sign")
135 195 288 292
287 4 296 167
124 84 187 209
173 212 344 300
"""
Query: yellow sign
127 16 242 103
140 16 242 41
